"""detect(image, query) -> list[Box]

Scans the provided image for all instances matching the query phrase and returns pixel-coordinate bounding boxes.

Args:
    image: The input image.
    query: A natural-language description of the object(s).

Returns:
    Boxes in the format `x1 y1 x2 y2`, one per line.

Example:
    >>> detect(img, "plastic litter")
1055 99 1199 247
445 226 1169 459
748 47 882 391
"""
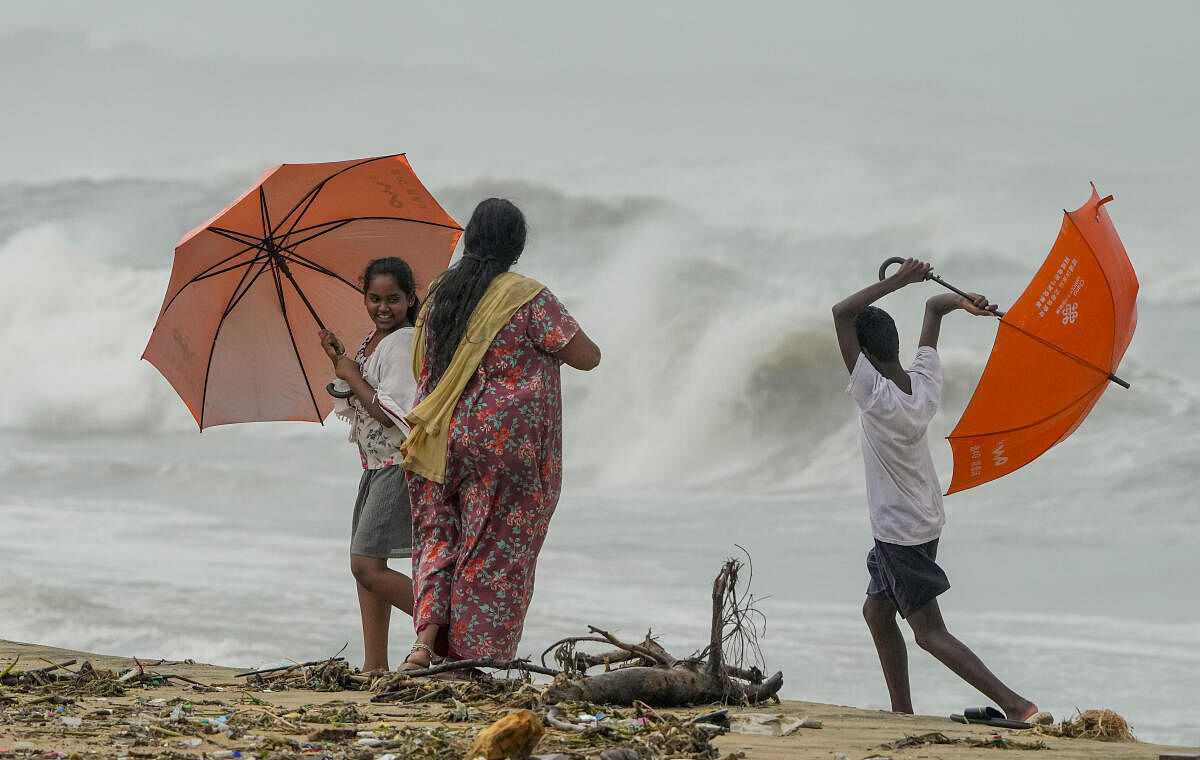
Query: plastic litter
729 712 822 736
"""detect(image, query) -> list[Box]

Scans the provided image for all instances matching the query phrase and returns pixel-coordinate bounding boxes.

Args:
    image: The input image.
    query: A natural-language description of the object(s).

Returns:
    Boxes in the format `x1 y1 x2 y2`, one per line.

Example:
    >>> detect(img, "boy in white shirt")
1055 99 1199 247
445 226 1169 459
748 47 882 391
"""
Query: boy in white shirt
832 257 1038 724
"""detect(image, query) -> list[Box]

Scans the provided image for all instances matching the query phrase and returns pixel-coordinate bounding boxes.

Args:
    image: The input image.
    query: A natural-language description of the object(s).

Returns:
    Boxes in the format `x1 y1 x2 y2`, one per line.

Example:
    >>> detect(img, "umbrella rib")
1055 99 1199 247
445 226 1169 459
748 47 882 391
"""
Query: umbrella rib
275 182 326 242
270 154 402 241
998 320 1114 378
288 214 464 237
190 257 261 284
283 252 361 292
222 258 273 318
198 258 273 429
207 226 270 251
156 235 264 319
269 260 324 423
279 219 355 249
1064 205 1126 370
947 381 1107 440
259 187 274 243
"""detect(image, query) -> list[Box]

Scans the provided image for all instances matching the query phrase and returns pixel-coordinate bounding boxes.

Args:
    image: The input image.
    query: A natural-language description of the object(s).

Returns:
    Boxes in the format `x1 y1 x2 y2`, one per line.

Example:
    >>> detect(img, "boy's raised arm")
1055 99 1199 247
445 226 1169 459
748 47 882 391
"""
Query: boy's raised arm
832 258 931 373
918 292 998 350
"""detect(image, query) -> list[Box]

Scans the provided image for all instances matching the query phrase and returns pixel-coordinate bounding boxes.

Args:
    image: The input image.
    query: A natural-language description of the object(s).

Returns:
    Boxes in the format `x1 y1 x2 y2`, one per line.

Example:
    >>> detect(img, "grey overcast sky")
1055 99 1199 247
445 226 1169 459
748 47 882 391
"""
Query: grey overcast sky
4 1 1196 87
4 0 1198 210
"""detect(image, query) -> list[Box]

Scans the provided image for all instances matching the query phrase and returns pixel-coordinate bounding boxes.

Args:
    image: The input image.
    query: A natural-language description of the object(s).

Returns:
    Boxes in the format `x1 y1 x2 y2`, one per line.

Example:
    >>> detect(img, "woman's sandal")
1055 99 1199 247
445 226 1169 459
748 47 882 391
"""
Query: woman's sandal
396 643 440 673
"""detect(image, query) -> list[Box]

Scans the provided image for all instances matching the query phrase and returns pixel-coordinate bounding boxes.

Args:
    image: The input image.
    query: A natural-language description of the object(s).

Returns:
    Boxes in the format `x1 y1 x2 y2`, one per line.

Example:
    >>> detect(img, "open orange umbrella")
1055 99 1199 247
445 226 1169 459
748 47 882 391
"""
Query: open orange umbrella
142 154 461 429
880 185 1138 494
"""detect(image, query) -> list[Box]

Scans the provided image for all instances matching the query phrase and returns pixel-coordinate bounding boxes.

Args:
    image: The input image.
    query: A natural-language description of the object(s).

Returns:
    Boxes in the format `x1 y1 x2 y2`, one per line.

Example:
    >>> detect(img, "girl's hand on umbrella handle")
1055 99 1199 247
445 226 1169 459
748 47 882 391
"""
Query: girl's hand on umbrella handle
332 355 358 381
319 329 345 362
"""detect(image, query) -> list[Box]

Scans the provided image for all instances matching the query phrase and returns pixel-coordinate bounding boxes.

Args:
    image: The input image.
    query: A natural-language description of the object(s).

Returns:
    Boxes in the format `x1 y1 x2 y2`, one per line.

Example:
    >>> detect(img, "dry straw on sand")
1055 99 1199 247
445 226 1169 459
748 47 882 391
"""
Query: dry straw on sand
1035 709 1135 742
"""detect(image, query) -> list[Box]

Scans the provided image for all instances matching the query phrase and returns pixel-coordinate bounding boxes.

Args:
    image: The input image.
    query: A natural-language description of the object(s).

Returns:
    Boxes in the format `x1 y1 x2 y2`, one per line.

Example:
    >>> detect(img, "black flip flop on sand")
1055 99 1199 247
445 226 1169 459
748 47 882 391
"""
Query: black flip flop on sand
950 706 1032 730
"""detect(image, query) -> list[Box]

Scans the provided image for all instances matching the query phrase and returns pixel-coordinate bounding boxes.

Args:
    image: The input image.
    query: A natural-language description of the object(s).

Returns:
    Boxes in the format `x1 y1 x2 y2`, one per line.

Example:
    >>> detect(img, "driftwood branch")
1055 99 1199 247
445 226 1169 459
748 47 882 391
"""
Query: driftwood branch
387 658 559 679
586 627 674 668
543 629 676 673
234 657 347 678
543 556 784 707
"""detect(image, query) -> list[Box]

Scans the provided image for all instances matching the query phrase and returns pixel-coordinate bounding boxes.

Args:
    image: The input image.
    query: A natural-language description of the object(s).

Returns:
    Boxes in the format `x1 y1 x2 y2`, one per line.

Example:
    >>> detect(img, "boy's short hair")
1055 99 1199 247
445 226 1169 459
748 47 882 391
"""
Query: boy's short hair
855 306 900 362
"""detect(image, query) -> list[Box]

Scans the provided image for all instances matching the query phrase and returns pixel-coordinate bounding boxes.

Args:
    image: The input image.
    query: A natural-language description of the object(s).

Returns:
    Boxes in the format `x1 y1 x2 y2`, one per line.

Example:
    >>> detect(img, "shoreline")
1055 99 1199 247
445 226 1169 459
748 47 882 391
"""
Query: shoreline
2 639 1196 759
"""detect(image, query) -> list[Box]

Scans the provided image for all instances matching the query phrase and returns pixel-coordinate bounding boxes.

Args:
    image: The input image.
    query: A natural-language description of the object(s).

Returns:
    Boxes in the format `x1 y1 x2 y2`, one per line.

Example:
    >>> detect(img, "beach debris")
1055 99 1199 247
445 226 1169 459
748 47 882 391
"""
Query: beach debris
234 646 375 692
728 712 820 735
0 658 213 697
879 731 1049 751
542 557 784 707
464 708 544 759
1033 708 1136 741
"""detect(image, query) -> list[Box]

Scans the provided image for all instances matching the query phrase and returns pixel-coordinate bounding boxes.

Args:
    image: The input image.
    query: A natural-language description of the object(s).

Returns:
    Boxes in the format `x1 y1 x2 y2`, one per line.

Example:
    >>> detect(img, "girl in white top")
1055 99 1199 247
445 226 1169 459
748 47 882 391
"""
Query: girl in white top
319 257 420 673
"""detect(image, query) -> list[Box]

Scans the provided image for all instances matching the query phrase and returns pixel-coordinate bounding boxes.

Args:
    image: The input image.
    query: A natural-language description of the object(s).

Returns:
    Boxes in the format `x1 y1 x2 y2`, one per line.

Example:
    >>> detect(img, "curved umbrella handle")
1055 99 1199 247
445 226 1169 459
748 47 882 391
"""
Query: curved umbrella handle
877 256 908 281
877 257 1005 318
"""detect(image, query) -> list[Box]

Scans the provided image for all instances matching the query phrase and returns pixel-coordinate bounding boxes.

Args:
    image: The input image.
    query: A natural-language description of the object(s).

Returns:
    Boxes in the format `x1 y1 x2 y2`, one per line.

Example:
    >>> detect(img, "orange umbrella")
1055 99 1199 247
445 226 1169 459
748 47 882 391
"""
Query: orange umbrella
142 154 461 429
917 185 1137 494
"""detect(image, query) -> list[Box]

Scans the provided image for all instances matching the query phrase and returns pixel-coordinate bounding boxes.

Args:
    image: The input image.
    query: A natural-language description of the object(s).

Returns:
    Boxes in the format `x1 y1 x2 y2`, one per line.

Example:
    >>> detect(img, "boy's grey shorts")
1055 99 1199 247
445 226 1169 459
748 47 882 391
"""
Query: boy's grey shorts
350 466 413 559
866 538 950 618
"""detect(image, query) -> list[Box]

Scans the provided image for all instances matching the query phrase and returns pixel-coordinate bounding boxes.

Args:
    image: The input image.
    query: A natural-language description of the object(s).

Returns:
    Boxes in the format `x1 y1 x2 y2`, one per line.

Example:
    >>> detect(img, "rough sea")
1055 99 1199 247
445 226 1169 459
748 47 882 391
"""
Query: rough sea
1 24 1198 747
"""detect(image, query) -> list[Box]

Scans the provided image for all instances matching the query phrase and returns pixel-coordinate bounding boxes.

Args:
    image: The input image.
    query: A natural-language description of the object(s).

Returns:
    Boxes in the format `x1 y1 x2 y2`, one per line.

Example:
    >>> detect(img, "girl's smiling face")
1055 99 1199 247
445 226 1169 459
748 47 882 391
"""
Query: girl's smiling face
364 274 414 333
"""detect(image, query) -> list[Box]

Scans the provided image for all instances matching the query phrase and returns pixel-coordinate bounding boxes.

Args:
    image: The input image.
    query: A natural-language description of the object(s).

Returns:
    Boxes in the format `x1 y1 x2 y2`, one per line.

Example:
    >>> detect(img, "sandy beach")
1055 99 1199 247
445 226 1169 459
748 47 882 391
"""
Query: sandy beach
2 640 1195 760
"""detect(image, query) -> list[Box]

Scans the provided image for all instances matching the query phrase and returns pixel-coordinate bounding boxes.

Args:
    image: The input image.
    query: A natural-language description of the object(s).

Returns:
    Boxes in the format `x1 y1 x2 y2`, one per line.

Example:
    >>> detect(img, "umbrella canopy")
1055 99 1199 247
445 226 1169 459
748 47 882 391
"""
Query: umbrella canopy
143 154 461 429
945 185 1138 494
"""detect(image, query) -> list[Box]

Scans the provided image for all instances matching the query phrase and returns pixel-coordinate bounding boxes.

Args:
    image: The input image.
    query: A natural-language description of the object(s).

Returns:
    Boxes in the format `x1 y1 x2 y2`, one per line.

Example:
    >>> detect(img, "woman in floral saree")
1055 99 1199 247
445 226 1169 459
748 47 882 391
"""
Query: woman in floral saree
401 198 600 670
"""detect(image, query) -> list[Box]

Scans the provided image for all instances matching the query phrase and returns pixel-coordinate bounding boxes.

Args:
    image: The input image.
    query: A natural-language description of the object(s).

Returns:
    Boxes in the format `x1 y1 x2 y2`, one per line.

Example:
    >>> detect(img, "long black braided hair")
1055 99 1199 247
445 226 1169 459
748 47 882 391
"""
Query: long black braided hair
424 198 527 385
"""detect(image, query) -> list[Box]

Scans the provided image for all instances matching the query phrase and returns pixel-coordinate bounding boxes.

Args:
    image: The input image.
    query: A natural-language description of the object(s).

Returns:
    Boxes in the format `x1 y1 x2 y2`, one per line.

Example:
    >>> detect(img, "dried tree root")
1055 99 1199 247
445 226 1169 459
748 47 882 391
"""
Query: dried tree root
543 558 784 707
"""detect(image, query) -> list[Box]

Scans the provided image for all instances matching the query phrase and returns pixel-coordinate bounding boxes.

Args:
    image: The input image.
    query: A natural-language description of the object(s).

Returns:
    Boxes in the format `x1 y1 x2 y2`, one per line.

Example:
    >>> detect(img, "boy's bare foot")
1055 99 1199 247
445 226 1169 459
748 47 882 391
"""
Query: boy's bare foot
1003 700 1040 723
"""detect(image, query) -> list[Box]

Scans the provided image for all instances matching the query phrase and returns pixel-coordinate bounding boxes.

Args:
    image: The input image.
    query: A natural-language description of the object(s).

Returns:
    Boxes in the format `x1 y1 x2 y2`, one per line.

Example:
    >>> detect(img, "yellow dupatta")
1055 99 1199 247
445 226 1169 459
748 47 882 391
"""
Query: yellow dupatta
401 272 545 483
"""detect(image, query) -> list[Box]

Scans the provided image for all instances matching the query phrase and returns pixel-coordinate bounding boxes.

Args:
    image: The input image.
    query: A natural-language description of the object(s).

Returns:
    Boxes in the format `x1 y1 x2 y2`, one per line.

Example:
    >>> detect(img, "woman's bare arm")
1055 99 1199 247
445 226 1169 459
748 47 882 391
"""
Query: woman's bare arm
555 329 601 370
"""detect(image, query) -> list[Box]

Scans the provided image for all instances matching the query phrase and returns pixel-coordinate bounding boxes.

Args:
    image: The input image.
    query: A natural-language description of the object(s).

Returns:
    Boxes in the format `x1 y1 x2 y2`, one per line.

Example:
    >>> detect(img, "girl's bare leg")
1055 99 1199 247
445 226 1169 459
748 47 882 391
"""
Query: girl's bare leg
351 554 414 672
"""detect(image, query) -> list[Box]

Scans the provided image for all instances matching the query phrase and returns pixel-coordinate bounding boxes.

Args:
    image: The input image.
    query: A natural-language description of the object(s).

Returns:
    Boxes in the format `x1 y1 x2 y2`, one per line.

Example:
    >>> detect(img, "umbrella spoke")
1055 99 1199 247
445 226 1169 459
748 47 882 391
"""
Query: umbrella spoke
191 257 262 284
207 226 271 251
276 182 326 242
278 219 355 249
286 215 464 238
282 252 360 292
269 261 324 423
268 155 399 240
1000 321 1114 380
259 187 273 243
948 381 1107 440
197 258 273 428
222 258 273 318
157 243 263 319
